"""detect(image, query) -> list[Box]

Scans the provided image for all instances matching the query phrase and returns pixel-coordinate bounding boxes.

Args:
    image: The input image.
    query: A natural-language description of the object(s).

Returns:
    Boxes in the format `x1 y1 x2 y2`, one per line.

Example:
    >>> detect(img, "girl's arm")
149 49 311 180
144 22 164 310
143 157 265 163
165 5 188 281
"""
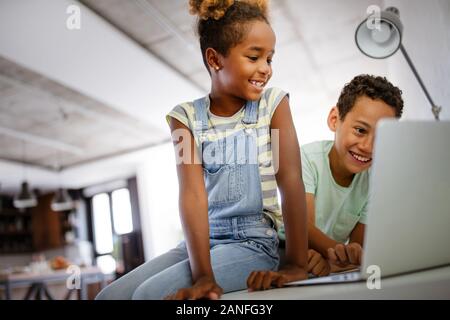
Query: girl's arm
271 96 308 272
247 96 309 290
165 117 223 300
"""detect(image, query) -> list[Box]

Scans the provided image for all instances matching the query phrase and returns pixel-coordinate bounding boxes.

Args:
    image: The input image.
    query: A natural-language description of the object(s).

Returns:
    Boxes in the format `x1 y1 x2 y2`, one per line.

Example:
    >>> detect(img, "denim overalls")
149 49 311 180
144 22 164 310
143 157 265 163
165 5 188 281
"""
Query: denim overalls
194 96 264 219
96 97 279 300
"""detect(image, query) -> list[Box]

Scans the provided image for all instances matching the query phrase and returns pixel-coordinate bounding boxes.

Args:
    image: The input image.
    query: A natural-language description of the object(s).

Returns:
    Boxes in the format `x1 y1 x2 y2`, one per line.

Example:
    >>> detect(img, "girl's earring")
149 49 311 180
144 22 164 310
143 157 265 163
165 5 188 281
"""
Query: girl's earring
215 66 220 71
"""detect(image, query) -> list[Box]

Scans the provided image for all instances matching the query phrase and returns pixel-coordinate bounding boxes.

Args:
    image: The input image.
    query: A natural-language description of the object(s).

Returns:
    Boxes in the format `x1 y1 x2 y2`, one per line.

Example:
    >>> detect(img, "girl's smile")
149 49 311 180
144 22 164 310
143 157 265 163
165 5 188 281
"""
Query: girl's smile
248 79 267 92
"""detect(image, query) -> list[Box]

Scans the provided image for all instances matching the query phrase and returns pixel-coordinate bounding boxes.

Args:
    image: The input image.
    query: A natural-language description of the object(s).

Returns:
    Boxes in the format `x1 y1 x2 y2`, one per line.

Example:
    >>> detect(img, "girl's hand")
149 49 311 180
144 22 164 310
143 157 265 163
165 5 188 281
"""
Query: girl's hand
164 276 223 300
307 249 331 277
246 264 308 291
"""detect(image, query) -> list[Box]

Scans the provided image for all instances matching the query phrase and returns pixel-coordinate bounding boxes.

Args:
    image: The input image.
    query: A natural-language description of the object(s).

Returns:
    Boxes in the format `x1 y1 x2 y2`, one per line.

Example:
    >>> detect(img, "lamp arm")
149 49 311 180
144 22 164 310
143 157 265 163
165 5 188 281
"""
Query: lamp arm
400 44 442 120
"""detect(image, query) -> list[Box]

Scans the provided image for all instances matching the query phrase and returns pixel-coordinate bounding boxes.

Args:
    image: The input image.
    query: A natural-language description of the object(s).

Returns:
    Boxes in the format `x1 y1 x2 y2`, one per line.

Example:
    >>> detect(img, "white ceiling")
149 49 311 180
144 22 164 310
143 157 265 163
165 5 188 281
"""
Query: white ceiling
0 0 391 194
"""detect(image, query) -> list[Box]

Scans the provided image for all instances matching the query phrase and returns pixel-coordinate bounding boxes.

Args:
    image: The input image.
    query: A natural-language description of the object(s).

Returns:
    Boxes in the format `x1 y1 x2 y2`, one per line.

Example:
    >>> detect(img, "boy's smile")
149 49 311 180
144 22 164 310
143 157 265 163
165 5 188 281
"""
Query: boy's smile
348 150 371 164
328 95 396 186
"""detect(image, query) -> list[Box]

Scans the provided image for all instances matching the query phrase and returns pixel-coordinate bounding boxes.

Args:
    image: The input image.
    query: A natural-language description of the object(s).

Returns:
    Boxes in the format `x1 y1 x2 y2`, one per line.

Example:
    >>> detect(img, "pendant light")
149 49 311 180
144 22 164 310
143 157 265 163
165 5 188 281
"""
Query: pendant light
51 188 74 212
51 153 74 212
13 181 37 209
13 142 37 209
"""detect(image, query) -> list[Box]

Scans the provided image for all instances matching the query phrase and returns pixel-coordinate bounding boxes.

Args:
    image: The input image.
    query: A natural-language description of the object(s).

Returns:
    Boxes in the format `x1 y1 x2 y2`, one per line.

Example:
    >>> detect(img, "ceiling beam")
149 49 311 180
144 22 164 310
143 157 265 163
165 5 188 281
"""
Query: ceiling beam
134 0 197 54
0 73 155 139
0 125 84 156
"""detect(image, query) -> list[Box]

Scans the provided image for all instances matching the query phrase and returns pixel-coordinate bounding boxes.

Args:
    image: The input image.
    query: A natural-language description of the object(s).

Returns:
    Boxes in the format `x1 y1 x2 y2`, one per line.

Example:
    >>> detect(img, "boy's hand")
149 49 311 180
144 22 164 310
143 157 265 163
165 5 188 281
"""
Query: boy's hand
164 276 223 300
307 249 331 277
327 242 363 267
247 264 308 291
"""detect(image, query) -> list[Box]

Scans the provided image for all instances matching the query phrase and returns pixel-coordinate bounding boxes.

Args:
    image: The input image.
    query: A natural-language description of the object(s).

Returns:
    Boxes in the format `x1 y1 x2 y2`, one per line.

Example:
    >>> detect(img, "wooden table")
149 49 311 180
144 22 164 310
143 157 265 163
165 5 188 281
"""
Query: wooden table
0 266 110 300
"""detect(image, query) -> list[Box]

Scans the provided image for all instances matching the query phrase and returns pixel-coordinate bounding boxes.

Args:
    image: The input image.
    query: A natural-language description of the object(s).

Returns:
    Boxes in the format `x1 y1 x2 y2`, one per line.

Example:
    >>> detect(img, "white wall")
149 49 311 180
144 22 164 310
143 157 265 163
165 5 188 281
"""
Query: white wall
385 0 450 120
0 0 202 134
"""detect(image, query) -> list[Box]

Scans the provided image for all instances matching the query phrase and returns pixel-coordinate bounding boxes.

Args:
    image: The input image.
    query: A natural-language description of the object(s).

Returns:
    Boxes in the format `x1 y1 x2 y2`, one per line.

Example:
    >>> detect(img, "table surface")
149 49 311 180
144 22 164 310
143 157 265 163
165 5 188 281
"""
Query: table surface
0 266 104 283
0 265 110 300
222 265 450 300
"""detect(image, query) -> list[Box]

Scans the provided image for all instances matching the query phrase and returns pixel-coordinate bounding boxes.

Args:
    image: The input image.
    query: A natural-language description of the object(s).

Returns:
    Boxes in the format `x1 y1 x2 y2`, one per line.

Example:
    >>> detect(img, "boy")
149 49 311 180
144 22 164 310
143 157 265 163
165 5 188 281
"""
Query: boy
302 74 404 276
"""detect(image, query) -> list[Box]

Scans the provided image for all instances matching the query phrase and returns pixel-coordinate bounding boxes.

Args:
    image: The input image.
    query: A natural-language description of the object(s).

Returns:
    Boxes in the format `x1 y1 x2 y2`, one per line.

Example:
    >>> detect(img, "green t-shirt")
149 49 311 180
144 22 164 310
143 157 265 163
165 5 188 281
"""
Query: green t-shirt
301 140 369 243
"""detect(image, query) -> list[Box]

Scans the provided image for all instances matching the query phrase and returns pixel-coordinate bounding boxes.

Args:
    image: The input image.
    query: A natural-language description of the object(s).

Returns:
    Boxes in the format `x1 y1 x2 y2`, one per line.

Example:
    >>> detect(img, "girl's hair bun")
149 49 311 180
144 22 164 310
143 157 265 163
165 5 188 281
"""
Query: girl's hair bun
189 0 269 21
247 0 269 18
189 0 235 20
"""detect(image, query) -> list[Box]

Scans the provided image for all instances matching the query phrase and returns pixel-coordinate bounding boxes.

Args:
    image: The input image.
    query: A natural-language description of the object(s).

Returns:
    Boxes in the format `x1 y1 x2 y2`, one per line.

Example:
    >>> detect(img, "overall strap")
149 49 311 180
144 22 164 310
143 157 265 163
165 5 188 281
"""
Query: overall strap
242 100 259 124
195 97 258 130
193 97 209 134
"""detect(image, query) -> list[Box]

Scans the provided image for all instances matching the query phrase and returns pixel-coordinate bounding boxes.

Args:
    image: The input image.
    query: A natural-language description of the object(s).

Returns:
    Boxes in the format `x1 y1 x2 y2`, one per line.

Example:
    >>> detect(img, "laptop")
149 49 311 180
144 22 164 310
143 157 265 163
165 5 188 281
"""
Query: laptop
286 120 450 286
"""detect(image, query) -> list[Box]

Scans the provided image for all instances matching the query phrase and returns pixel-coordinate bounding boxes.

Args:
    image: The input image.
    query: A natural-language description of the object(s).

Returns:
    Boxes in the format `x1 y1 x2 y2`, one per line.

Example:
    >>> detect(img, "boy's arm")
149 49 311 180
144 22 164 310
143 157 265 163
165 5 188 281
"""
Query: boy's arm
300 143 340 258
306 193 343 276
308 194 364 268
247 96 308 290
328 223 365 268
349 222 365 246
306 193 340 257
166 117 222 300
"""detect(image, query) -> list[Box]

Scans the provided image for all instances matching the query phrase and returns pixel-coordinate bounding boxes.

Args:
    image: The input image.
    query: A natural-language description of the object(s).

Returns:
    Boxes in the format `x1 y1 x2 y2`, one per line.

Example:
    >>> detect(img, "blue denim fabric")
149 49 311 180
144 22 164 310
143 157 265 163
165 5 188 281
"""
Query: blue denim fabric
198 98 263 219
202 131 263 219
96 215 279 300
96 98 279 300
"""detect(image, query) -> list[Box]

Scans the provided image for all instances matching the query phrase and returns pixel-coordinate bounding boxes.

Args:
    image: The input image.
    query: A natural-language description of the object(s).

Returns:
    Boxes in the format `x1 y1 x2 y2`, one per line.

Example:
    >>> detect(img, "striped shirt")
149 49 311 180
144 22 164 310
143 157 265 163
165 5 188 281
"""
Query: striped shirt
166 87 287 228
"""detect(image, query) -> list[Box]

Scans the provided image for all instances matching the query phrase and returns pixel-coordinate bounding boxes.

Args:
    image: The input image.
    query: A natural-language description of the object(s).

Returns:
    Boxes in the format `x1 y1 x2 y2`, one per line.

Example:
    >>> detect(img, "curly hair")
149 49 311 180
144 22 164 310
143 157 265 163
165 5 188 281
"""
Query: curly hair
189 0 270 71
337 74 404 119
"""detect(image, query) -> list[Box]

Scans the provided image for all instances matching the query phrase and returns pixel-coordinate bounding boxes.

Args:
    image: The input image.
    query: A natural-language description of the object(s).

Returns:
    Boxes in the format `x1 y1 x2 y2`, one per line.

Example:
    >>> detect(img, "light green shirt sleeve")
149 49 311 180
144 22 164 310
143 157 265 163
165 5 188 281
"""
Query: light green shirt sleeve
359 201 368 224
300 148 316 194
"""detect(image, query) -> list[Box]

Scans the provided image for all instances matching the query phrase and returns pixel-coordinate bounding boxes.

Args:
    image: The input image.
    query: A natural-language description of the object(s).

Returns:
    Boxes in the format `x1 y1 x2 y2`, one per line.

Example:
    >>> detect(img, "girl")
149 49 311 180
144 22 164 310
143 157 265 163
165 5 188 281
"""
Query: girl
96 0 308 300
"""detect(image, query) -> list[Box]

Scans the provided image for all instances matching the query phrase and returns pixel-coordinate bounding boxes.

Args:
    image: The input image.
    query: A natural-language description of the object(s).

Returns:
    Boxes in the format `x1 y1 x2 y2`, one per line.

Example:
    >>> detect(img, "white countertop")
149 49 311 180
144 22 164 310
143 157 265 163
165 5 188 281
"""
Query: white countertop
221 265 450 300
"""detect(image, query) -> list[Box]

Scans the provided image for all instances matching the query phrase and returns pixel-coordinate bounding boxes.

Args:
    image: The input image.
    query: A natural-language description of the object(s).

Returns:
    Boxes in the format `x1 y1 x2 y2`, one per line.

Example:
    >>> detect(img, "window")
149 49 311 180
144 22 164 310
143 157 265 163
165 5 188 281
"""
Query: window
96 254 117 274
112 188 133 235
92 193 113 255
91 188 134 256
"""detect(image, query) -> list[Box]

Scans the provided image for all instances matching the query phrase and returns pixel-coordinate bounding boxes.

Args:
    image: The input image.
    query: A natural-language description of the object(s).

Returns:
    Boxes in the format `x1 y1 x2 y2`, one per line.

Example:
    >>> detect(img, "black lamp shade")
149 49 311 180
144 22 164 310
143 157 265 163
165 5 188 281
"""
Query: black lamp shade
51 188 74 212
13 181 37 209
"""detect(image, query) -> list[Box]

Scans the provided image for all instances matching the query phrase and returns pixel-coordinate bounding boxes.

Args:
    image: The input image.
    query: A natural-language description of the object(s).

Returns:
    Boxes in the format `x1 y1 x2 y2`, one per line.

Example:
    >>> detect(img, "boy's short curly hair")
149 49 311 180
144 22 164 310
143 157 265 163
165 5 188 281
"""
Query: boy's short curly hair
337 74 404 119
189 0 270 71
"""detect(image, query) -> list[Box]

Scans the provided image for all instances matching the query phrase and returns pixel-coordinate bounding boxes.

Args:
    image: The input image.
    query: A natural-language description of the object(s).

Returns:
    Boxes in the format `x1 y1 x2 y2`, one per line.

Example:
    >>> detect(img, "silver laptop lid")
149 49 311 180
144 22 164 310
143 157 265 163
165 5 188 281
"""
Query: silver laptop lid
362 120 450 278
